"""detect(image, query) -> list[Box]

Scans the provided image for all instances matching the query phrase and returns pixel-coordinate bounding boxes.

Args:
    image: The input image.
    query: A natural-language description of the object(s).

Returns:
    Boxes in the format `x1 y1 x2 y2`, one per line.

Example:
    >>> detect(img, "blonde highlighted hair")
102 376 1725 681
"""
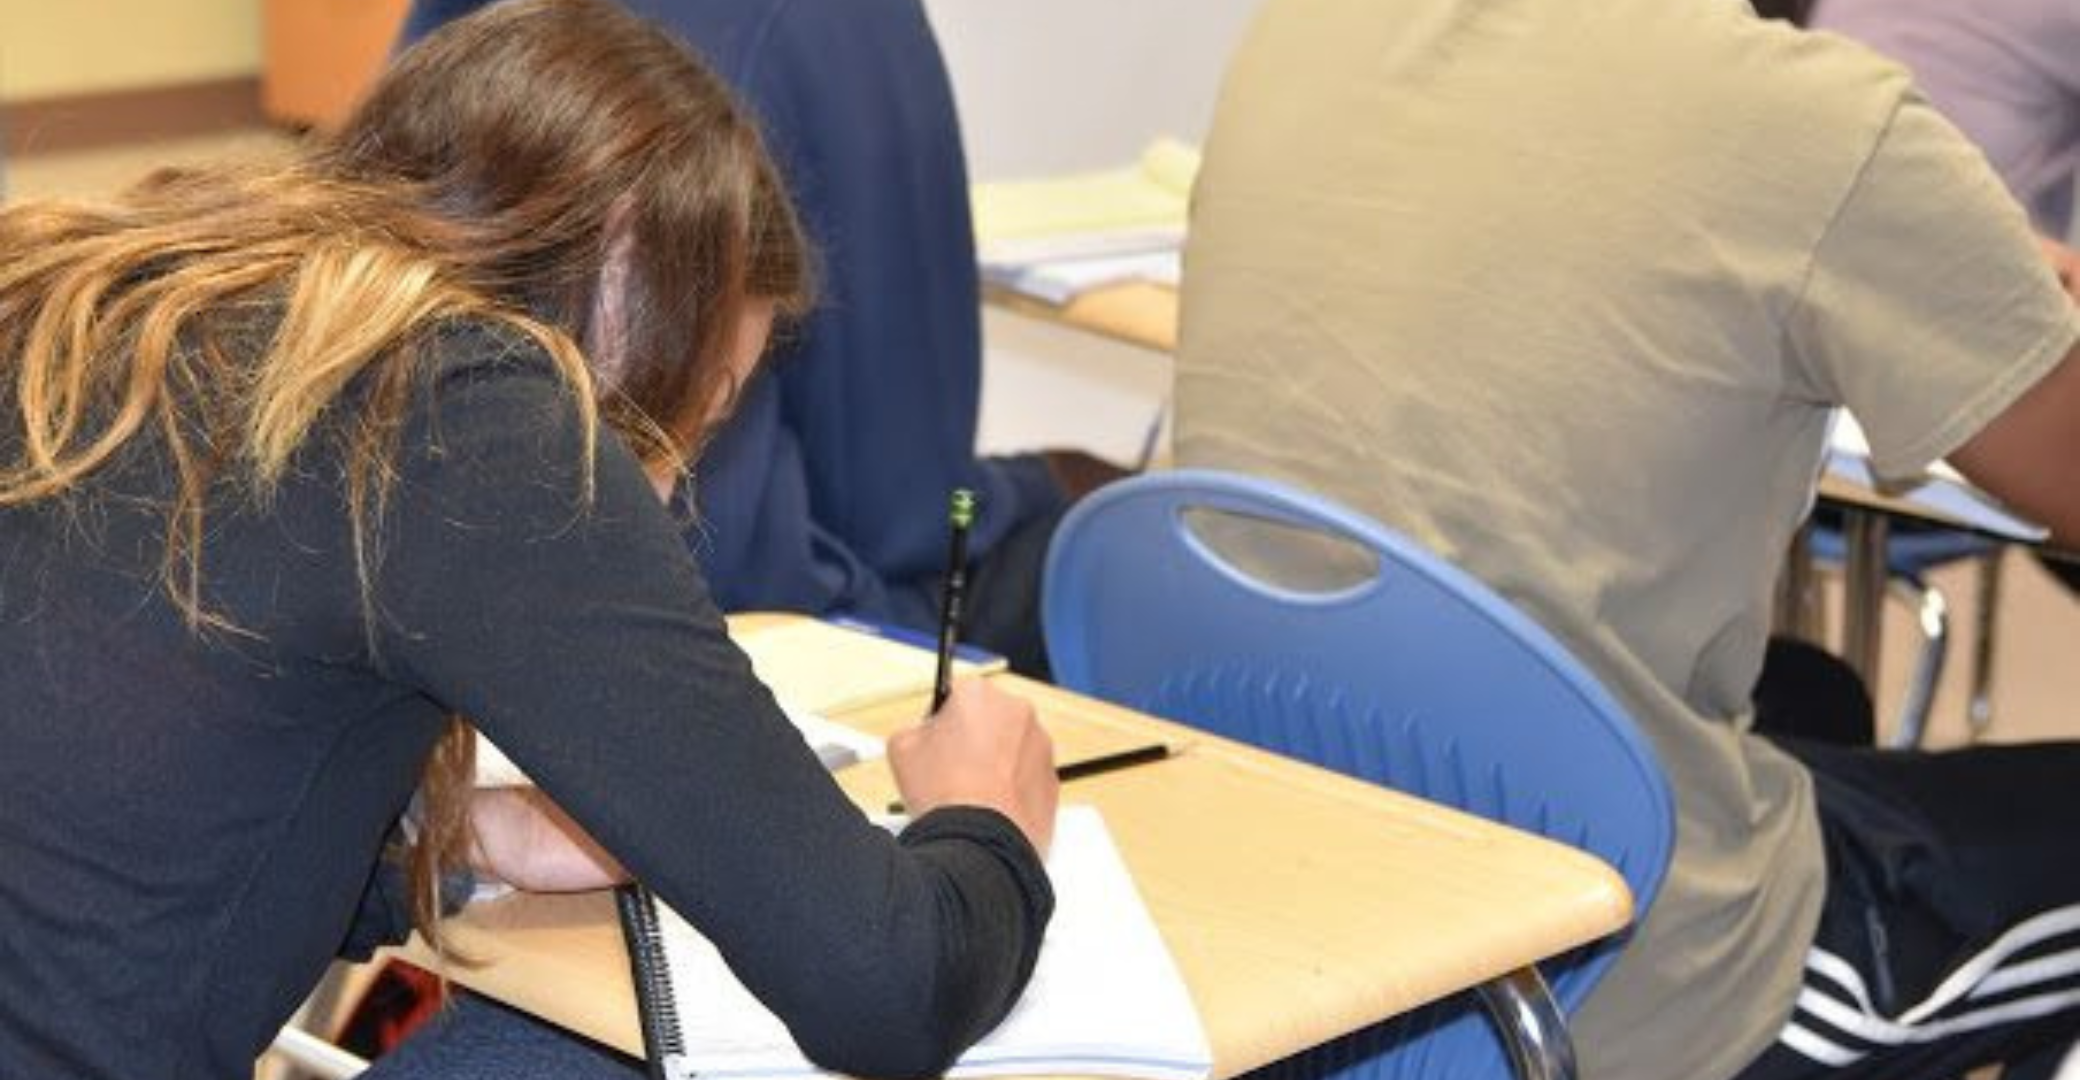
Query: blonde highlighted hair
0 0 808 943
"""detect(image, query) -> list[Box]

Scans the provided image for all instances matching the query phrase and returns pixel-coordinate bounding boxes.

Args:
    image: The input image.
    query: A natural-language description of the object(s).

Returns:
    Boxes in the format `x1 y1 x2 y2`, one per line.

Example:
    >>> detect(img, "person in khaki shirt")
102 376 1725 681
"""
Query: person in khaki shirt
1176 0 2080 1078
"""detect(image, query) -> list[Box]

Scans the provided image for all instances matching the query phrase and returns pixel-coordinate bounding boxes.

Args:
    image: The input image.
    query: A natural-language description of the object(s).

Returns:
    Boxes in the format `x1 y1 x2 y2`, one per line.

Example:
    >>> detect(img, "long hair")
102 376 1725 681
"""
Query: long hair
0 0 807 944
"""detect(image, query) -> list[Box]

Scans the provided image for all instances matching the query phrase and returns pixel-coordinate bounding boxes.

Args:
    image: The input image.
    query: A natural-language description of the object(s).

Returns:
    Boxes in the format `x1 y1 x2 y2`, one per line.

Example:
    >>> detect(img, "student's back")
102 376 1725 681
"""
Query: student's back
0 324 543 1076
1178 0 2078 1076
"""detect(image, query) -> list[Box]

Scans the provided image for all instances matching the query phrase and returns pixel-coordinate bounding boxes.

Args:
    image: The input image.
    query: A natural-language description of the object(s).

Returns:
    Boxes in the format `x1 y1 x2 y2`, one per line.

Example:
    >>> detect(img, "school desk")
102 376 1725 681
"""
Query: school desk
397 613 1633 1080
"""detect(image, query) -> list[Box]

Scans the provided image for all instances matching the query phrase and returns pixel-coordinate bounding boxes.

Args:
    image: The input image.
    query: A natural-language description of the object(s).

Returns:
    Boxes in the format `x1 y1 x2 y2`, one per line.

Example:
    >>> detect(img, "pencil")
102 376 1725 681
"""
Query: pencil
886 744 1173 815
930 489 976 713
1053 743 1171 782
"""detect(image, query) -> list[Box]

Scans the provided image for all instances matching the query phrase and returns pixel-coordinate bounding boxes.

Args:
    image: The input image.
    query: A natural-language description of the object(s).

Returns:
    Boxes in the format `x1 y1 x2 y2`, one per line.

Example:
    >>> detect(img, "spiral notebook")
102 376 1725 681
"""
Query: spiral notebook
614 807 1212 1080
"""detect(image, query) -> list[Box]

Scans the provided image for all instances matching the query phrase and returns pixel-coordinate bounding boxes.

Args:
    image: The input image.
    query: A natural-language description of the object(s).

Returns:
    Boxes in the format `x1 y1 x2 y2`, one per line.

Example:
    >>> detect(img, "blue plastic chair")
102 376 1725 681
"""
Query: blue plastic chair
1042 470 1674 1080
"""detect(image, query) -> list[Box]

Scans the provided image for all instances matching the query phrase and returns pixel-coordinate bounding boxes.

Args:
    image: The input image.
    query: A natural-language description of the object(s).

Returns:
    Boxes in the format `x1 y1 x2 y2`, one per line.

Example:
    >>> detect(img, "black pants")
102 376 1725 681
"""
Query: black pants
1732 738 2080 1080
1753 636 1877 748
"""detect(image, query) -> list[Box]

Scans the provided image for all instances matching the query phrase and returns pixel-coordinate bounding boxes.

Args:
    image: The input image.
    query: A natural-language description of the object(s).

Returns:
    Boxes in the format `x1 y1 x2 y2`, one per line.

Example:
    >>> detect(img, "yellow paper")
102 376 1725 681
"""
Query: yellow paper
972 137 1202 245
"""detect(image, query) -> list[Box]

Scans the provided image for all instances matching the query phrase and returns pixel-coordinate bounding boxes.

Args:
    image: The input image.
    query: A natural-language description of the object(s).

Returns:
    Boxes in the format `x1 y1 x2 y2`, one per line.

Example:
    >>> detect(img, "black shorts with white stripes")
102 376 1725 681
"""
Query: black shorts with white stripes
1733 737 2080 1080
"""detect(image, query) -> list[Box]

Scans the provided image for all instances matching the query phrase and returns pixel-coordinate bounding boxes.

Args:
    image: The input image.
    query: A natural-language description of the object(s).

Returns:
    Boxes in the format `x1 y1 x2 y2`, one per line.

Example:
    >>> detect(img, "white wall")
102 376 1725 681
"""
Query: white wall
921 0 1262 181
920 0 1257 460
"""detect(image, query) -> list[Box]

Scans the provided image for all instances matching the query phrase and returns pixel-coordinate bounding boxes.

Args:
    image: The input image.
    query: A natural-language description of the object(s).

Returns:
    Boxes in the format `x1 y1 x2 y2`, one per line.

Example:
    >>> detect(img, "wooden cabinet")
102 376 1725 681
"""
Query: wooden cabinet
260 0 410 130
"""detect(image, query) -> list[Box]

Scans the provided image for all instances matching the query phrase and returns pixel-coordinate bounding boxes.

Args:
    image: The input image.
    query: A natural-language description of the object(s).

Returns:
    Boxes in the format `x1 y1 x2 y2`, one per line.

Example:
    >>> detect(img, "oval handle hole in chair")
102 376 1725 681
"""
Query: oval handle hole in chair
1176 504 1386 606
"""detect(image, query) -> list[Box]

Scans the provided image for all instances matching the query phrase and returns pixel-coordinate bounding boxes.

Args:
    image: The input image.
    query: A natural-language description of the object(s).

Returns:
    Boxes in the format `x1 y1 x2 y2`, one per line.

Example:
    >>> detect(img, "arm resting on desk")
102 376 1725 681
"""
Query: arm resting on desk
1953 340 2080 545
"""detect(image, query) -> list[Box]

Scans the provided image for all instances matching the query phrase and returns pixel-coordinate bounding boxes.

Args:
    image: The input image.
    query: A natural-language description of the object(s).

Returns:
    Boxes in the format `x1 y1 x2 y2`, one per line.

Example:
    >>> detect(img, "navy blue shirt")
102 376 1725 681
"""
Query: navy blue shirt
405 0 1065 636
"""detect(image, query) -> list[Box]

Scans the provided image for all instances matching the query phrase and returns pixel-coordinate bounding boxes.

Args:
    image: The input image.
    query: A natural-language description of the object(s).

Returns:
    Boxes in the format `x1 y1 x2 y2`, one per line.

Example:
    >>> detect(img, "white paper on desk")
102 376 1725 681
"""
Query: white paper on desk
651 806 1213 1080
979 226 1185 272
983 248 1182 306
472 705 882 788
1824 412 2049 542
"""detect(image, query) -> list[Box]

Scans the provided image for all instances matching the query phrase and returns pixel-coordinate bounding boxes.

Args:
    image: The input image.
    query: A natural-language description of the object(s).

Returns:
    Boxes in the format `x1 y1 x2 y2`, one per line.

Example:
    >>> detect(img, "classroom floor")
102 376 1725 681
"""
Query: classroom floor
7 129 2077 1080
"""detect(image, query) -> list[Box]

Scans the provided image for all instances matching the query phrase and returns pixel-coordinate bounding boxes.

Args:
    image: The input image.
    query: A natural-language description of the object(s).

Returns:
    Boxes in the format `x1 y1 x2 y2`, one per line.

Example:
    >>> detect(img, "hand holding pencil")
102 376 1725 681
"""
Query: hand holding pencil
889 679 1059 855
890 489 1059 855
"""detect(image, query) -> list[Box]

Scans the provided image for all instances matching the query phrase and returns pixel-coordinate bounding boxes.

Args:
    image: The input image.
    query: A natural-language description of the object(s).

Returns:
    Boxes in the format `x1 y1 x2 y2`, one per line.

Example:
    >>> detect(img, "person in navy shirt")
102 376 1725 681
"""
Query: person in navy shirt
403 0 1125 677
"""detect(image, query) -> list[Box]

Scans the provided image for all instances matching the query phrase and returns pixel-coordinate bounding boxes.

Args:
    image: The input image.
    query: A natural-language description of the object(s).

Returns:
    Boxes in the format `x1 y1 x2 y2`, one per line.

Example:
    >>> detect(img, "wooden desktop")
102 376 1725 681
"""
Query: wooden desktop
398 614 1632 1080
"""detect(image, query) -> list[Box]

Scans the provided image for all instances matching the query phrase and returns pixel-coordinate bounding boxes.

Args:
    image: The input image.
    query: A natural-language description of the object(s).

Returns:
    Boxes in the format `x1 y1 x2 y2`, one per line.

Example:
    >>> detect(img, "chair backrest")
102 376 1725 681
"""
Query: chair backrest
1042 469 1673 1080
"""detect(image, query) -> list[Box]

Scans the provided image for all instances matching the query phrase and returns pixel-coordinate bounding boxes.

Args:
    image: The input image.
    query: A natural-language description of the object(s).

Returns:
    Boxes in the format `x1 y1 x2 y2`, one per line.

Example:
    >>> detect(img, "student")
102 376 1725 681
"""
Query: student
1175 1 2080 1078
401 0 1127 678
0 3 1058 1077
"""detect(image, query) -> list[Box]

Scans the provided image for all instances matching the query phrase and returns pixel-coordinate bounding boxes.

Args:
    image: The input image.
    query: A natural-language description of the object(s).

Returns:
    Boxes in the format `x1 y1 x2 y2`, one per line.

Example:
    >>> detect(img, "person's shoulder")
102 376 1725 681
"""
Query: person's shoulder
416 315 565 384
1690 3 1915 122
1650 3 1923 202
395 315 593 428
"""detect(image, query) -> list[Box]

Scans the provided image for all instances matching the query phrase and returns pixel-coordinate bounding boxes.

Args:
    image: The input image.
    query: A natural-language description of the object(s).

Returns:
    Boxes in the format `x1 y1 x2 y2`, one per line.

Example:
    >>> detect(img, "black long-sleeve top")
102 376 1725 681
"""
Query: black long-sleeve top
0 322 1052 1079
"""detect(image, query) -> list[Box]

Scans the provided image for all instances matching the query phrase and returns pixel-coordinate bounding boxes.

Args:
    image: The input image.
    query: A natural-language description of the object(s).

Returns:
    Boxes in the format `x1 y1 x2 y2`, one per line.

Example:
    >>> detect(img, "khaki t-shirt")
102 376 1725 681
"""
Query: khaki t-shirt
1176 1 2079 1077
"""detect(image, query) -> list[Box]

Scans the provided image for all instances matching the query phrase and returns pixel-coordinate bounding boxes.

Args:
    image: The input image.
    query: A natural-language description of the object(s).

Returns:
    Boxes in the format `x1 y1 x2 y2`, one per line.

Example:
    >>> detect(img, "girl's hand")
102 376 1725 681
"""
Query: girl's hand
467 786 628 892
887 678 1058 855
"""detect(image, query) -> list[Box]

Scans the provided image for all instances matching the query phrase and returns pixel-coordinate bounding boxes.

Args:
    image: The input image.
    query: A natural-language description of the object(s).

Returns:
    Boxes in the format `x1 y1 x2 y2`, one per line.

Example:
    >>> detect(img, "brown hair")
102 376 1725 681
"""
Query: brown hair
0 0 808 946
326 0 810 465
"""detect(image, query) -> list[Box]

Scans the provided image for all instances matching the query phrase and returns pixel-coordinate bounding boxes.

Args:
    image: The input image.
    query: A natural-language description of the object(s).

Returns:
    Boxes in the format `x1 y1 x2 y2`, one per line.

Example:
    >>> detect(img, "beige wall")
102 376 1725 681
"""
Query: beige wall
0 0 262 101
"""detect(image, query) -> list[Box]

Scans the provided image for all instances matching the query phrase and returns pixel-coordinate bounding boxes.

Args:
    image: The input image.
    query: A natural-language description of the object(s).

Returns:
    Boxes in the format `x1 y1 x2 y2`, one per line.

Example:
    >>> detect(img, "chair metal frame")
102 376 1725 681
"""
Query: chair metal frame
1806 517 2004 748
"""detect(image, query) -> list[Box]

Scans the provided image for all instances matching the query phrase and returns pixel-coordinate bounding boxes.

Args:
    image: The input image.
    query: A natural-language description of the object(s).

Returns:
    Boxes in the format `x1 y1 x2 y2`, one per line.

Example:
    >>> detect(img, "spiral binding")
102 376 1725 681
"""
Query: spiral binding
615 883 688 1078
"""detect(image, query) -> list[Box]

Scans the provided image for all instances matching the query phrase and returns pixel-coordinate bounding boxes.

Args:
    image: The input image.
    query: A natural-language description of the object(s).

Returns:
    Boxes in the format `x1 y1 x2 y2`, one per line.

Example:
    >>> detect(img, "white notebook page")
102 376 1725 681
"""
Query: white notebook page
652 806 1212 1080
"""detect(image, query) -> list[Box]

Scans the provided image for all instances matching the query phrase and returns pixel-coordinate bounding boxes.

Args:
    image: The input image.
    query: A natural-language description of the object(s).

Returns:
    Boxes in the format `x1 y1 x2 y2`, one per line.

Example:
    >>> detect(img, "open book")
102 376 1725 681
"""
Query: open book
973 139 1200 305
617 806 1213 1080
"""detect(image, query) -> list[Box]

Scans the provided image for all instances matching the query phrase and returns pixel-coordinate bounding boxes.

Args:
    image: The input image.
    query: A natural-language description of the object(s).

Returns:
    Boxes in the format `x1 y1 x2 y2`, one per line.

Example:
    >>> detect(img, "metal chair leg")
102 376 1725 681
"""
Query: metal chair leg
1967 551 2003 738
1884 580 1947 750
1475 966 1577 1080
1774 523 1826 642
1839 512 1891 692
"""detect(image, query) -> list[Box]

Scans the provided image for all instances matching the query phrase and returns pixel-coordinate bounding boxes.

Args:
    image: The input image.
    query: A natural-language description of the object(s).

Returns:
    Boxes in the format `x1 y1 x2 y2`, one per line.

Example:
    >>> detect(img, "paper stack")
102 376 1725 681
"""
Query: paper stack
973 139 1200 305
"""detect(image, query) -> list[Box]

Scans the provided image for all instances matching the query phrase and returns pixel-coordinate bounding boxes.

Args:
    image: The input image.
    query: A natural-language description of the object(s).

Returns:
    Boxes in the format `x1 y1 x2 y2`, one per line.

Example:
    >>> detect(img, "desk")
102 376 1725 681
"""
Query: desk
401 614 1632 1080
988 281 1178 355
